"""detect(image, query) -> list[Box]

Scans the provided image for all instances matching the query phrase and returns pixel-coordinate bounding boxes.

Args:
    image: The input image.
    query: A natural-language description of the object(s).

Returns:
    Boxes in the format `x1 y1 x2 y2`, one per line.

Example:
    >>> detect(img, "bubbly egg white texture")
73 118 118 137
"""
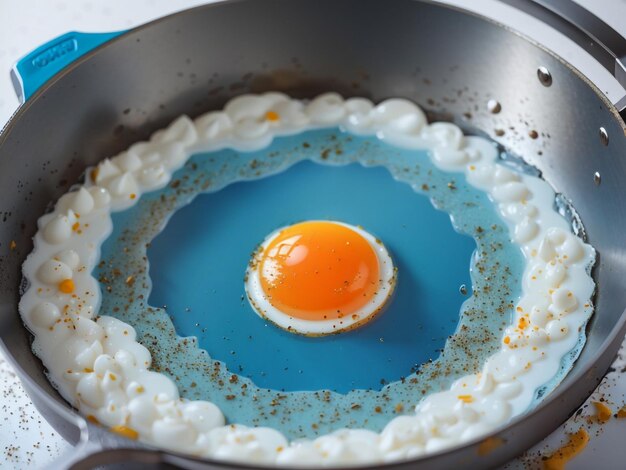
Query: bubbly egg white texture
245 221 396 336
19 92 595 465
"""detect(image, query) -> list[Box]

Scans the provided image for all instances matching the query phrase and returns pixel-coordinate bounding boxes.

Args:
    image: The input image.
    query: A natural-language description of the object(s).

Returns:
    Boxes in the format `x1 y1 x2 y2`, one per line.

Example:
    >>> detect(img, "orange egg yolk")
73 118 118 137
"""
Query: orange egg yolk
258 221 380 321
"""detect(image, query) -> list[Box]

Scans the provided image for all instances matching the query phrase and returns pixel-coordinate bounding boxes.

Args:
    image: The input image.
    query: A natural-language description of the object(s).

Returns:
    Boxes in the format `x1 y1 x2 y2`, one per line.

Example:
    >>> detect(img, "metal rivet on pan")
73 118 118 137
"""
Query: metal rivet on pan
459 284 468 295
487 99 501 114
594 172 601 185
537 67 552 87
599 127 609 146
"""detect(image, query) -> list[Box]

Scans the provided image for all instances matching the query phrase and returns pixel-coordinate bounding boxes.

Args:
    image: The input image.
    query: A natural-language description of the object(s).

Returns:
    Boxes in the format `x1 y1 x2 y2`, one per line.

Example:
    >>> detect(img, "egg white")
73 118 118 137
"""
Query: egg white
244 221 396 336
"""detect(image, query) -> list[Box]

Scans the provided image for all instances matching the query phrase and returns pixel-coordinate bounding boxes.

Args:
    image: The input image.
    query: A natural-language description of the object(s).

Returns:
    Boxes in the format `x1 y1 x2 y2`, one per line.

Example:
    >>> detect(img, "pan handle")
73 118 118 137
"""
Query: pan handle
503 0 626 113
10 31 125 103
43 412 167 470
50 424 217 470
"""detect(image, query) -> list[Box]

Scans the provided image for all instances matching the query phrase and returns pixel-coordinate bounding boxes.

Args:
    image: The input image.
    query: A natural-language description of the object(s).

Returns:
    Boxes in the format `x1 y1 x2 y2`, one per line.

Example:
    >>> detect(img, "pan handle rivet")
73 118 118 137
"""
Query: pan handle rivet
599 127 609 146
593 172 601 185
537 67 552 87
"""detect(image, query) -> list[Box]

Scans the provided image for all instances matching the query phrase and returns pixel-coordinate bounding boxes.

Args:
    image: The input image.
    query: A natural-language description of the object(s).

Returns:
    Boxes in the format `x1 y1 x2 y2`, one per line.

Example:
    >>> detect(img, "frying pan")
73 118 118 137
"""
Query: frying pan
1 0 625 468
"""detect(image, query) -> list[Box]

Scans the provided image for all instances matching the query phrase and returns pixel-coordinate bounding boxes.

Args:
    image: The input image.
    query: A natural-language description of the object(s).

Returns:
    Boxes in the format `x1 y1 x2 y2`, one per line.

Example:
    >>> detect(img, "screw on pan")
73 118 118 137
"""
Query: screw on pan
599 127 609 146
537 66 552 87
593 172 601 185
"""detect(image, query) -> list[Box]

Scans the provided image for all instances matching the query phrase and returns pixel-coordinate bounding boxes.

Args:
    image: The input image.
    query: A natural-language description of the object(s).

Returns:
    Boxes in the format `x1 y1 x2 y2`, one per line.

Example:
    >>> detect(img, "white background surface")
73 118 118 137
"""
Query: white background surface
1 0 625 468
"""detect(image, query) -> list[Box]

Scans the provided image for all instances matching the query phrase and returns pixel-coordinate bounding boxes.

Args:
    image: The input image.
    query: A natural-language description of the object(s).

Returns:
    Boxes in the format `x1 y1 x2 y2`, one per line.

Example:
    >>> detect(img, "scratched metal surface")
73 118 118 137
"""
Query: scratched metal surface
0 0 624 468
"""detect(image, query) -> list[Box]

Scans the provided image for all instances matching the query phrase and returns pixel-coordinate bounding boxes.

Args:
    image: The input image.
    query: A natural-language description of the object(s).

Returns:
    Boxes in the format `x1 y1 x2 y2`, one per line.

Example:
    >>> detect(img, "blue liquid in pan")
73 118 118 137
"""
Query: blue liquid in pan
150 160 473 392
97 129 524 439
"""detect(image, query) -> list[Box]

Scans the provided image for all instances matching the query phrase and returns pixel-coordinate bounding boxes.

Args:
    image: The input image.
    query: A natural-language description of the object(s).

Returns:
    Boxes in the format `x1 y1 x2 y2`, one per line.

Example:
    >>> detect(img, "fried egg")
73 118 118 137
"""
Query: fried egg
245 220 396 335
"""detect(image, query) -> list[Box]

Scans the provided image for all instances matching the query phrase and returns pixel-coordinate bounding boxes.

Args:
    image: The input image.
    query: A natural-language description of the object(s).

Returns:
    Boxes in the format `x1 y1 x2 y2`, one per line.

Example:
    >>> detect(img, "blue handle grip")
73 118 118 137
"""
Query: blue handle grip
11 31 126 102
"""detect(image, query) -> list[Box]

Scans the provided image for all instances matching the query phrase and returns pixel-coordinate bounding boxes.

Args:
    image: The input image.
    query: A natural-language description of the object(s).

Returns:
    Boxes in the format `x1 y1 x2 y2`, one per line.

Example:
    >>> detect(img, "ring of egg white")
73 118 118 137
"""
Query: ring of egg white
19 92 595 464
245 221 396 336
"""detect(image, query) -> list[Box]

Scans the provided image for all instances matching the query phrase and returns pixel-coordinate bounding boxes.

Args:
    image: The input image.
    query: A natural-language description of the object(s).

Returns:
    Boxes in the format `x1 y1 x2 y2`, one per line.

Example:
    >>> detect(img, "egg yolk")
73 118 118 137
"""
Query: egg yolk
258 221 380 321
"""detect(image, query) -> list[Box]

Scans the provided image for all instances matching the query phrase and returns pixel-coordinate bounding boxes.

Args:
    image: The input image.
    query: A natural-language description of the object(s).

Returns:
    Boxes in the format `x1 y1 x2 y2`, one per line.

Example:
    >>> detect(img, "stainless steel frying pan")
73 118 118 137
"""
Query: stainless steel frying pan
1 0 625 468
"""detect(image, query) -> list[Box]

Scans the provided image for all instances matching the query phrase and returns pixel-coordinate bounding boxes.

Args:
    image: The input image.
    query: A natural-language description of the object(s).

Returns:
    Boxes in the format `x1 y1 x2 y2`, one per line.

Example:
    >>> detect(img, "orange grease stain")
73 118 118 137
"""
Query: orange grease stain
477 436 504 456
542 428 589 470
110 425 139 440
58 279 75 294
265 110 280 121
592 401 612 423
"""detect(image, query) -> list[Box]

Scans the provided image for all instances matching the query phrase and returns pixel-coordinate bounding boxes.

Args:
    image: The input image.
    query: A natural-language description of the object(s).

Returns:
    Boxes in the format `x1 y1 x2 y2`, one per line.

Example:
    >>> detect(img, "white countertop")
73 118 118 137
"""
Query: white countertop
1 0 625 468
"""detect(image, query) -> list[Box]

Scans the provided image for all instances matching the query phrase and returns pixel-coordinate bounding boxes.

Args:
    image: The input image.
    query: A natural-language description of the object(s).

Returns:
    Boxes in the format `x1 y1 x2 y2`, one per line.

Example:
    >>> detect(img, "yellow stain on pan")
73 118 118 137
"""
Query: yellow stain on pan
477 436 505 456
542 428 590 470
591 401 613 423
